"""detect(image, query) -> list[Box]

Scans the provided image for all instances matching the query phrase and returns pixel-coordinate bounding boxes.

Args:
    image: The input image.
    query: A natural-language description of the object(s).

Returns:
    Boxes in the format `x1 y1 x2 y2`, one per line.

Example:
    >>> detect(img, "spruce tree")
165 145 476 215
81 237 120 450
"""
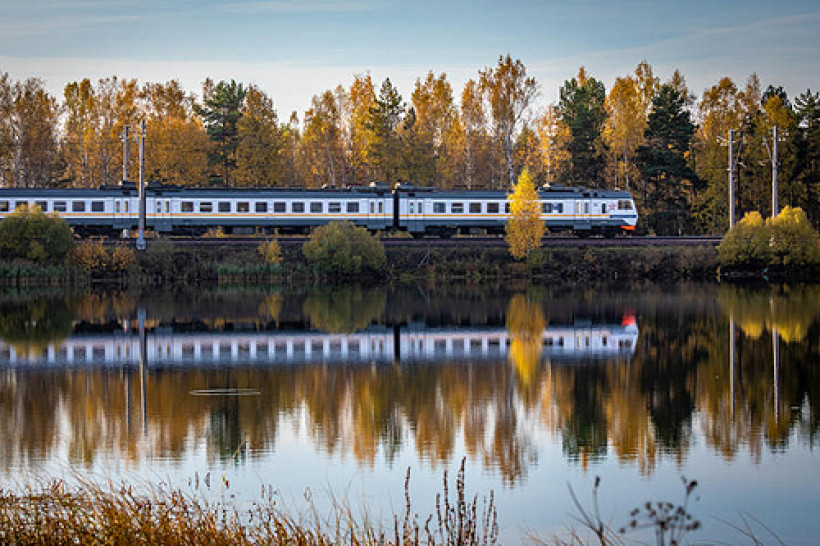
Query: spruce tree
196 79 247 186
637 84 696 234
558 68 607 188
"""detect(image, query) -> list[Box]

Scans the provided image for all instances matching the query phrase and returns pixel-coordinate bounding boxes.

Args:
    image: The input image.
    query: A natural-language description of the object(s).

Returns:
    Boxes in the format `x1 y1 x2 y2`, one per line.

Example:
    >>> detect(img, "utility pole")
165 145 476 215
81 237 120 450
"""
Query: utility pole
772 126 778 218
122 125 130 183
728 129 736 229
137 120 146 251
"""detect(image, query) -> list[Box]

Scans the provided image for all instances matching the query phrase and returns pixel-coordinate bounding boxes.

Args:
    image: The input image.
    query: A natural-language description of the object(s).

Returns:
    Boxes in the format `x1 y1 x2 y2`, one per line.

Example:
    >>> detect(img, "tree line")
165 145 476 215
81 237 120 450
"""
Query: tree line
1 57 819 234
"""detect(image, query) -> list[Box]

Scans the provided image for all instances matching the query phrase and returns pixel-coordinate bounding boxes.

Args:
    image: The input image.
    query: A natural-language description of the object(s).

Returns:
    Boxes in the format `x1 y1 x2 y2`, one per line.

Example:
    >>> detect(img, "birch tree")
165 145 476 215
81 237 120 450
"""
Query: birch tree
480 55 538 188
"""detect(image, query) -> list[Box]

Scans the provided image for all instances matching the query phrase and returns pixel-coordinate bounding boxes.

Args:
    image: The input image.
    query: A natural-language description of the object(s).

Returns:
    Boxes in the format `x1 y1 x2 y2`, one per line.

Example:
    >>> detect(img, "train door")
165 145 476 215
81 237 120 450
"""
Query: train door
368 197 388 230
114 196 130 233
154 197 171 232
575 198 591 231
407 197 424 233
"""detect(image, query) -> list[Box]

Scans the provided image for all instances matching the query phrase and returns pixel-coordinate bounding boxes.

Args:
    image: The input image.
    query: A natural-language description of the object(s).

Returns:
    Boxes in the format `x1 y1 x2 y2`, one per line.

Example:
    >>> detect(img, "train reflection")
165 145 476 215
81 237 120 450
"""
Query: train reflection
0 316 638 367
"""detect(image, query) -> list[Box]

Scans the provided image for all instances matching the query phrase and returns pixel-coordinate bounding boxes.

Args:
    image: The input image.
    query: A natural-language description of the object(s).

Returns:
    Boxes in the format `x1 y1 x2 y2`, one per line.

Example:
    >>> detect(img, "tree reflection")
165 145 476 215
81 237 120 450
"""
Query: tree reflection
0 285 818 484
0 299 73 357
303 288 386 333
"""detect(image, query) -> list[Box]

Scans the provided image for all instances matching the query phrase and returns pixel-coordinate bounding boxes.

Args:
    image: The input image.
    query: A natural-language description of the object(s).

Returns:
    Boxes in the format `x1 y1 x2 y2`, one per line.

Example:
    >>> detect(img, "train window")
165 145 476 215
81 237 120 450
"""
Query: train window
255 202 267 213
378 202 383 213
584 203 590 214
218 202 231 213
433 202 446 214
542 203 551 214
165 201 170 213
469 202 481 214
72 201 86 212
505 203 510 214
601 203 606 214
0 201 8 212
181 202 194 212
123 201 129 213
310 202 322 213
451 203 463 213
35 201 48 212
328 202 341 213
273 202 286 213
292 202 305 213
556 203 563 213
237 202 250 213
618 200 634 211
487 202 499 214
156 202 162 213
115 202 120 213
16 201 27 210
199 202 213 212
347 202 359 213
91 201 104 212
409 202 414 214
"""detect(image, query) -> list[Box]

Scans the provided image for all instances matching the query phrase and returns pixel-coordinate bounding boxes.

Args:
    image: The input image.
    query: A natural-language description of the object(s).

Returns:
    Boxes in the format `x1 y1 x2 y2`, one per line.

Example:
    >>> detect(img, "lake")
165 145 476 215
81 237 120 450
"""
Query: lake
1 283 818 543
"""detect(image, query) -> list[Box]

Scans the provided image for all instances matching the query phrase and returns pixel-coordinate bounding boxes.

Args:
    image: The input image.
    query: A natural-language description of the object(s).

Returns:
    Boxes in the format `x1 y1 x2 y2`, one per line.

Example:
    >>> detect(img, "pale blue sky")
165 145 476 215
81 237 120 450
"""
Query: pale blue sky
1 0 818 120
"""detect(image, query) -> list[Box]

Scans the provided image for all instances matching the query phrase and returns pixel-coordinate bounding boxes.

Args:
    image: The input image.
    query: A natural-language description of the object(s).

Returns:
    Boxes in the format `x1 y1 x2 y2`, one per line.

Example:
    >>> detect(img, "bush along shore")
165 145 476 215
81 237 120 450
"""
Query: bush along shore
0 239 720 287
717 207 820 281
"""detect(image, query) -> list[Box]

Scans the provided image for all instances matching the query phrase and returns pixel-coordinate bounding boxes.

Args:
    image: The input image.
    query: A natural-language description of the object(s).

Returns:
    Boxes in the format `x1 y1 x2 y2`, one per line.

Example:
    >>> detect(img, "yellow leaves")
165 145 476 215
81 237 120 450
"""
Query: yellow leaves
719 284 820 343
505 168 545 260
506 294 547 388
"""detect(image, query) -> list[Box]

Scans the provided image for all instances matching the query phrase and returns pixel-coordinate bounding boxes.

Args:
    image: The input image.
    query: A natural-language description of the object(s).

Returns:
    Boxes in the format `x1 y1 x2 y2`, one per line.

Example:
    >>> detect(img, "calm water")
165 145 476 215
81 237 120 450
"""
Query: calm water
1 283 818 543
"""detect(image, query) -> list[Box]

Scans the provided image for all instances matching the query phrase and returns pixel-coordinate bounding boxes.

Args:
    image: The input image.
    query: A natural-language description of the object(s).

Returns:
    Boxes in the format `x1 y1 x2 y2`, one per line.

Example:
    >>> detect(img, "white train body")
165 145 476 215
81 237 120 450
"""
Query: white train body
0 183 637 236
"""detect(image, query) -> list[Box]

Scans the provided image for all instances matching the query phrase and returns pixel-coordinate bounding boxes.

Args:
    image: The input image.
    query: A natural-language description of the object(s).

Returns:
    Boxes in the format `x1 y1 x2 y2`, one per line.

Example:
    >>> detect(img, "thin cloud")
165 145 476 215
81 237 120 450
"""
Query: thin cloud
221 0 385 14
0 13 144 37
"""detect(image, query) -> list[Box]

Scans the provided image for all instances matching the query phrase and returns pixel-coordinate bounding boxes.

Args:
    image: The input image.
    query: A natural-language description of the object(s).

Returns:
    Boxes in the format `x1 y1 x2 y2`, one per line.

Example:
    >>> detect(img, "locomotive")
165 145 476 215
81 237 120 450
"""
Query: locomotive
0 183 637 237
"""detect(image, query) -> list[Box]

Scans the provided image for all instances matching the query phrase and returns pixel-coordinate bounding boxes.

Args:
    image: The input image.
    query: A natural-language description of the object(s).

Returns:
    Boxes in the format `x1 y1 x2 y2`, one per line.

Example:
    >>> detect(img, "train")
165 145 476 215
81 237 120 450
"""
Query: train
0 183 637 237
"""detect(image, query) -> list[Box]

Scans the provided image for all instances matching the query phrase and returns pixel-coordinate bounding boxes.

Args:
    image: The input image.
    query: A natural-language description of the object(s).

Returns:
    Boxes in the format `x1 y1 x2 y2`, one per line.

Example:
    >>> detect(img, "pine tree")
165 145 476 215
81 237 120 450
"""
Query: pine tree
558 67 607 188
196 79 247 186
366 78 404 187
637 84 696 234
794 90 820 225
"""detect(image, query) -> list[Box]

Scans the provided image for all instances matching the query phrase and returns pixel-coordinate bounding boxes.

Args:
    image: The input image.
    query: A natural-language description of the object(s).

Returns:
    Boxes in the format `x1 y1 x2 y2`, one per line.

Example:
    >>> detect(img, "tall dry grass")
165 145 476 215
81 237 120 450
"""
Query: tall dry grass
0 459 496 545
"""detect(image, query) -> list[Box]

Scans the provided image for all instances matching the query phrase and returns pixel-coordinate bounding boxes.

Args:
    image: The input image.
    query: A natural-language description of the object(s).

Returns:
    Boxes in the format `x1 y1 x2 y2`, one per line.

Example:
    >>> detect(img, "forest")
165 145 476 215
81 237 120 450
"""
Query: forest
1 56 819 235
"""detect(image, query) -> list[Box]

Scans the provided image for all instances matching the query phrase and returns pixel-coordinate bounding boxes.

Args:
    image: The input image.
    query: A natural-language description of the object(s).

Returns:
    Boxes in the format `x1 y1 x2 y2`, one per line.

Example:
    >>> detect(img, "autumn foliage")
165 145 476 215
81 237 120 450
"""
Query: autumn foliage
718 206 820 269
0 205 74 264
505 168 545 260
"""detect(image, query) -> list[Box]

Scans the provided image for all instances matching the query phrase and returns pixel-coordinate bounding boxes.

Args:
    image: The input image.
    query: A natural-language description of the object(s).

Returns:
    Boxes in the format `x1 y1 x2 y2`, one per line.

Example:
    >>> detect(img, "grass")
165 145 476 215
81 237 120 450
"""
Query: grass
0 460 497 545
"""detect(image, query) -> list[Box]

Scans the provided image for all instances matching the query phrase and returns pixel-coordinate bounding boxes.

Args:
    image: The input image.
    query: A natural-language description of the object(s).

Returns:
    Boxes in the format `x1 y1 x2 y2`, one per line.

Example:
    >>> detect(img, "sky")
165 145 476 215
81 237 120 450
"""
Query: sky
1 0 819 120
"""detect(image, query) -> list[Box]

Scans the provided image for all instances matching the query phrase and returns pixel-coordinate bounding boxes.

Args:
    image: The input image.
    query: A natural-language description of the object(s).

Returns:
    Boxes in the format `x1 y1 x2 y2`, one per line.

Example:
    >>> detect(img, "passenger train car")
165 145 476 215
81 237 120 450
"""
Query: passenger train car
0 183 637 237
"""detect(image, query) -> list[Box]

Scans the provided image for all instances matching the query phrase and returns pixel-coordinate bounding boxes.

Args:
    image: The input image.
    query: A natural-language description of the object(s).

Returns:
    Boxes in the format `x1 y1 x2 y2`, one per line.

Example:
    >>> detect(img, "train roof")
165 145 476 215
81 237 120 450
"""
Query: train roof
0 182 634 199
397 185 633 199
0 187 137 197
0 184 393 198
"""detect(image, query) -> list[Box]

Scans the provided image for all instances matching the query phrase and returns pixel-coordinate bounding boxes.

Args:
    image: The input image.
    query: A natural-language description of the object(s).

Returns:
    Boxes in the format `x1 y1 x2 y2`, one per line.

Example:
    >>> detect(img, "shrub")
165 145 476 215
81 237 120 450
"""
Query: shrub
68 239 110 271
717 211 772 268
766 206 820 266
718 207 820 270
110 245 137 272
257 239 283 265
0 205 75 264
303 221 386 277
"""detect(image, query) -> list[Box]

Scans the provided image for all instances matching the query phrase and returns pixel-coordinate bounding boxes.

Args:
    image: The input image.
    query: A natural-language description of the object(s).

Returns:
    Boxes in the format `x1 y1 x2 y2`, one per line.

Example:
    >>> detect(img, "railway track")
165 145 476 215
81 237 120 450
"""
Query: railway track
114 236 722 248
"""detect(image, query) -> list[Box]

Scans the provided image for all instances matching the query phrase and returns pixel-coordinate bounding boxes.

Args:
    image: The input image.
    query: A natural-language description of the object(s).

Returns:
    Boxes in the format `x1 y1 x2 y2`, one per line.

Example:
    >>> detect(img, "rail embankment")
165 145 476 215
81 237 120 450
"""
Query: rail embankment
0 241 721 286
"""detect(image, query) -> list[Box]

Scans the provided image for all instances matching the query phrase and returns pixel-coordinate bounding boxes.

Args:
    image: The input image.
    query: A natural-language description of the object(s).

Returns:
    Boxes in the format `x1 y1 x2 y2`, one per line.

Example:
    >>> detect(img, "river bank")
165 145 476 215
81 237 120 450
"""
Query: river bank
0 240 721 287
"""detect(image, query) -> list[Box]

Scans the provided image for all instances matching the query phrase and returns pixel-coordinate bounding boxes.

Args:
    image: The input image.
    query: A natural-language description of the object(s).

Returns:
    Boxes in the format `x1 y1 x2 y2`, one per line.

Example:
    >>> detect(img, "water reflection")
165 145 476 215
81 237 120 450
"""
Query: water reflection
0 285 818 485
